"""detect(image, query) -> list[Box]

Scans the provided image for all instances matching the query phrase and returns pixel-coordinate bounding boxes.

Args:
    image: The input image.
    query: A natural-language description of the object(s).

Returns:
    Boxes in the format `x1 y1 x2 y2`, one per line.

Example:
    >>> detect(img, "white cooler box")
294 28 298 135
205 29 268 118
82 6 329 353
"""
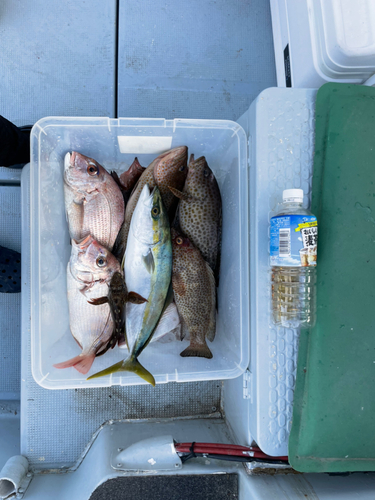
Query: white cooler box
224 87 317 457
270 0 375 88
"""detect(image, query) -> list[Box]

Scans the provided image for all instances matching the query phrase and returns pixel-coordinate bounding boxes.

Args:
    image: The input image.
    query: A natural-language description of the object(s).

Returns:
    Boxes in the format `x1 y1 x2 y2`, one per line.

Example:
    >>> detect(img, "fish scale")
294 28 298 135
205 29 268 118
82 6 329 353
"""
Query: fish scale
82 192 114 249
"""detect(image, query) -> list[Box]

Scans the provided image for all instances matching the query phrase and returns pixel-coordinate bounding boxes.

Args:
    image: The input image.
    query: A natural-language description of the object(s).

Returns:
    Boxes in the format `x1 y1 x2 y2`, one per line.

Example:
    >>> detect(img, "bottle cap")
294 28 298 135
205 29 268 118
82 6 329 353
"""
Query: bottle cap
283 189 303 203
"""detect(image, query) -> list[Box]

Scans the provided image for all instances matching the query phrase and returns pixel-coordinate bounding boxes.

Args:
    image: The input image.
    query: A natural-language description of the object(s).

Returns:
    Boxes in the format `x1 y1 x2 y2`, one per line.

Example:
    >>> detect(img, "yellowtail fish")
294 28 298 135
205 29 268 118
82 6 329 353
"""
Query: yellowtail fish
88 184 172 385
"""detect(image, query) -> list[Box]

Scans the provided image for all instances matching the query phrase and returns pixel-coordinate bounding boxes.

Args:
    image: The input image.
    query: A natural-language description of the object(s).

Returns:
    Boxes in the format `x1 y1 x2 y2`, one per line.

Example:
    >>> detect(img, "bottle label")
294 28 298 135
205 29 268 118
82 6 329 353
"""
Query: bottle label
270 215 318 267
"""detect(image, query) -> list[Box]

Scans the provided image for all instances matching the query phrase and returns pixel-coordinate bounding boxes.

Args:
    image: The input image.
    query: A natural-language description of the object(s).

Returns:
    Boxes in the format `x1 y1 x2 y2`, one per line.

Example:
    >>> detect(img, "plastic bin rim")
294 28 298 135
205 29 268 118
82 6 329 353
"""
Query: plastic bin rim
32 116 247 135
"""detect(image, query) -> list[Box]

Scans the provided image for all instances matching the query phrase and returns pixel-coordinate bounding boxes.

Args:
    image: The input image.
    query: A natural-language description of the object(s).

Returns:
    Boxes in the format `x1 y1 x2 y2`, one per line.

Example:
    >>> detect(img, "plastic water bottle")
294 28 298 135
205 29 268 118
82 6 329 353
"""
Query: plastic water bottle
270 189 318 328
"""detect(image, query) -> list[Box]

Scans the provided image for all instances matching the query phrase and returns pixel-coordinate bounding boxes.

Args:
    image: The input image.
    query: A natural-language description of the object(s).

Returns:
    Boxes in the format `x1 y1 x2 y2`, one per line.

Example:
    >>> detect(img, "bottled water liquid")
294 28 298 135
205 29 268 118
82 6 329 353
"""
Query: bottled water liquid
270 189 318 327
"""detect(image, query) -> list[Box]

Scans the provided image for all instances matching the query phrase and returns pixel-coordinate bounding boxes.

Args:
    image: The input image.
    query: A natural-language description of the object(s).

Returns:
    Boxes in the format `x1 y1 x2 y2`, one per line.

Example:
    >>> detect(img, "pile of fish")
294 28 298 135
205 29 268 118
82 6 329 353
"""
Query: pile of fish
54 146 222 386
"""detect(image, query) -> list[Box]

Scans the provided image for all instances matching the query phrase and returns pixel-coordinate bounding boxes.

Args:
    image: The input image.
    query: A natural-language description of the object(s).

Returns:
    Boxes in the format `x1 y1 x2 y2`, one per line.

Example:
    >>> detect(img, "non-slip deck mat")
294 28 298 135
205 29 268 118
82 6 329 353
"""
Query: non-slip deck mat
289 83 375 473
90 475 238 500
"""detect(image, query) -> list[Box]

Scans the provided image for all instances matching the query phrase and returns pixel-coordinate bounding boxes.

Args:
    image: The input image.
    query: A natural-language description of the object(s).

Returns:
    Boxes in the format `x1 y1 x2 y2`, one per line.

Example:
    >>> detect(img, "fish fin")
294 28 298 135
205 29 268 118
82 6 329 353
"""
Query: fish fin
87 357 156 386
75 270 94 294
180 317 189 341
168 186 191 202
204 260 217 342
75 270 93 282
54 353 96 375
127 291 148 304
129 157 144 173
163 280 174 312
206 323 216 343
174 325 183 341
110 171 125 191
152 303 180 342
123 357 156 386
88 296 109 305
121 252 125 271
95 339 115 357
79 283 94 295
87 360 125 379
142 249 155 274
180 343 213 359
118 334 129 350
189 153 195 167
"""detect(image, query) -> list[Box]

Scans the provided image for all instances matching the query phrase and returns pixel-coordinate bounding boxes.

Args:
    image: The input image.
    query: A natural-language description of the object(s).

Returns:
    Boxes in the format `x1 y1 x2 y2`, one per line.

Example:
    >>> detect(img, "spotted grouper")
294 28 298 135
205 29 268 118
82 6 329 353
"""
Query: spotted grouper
169 156 222 283
171 228 216 359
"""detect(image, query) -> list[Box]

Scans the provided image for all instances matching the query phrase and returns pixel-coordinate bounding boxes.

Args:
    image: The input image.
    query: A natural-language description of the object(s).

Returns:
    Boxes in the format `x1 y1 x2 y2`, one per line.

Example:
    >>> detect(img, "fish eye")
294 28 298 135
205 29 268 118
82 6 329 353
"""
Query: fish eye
152 207 160 216
87 164 98 176
96 256 106 267
179 164 185 171
176 237 183 245
203 169 210 178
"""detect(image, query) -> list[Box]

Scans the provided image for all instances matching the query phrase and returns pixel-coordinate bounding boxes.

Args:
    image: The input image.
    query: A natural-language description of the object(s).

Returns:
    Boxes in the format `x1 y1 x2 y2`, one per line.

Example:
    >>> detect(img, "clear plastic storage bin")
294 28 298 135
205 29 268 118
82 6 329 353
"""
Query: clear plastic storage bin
30 117 249 389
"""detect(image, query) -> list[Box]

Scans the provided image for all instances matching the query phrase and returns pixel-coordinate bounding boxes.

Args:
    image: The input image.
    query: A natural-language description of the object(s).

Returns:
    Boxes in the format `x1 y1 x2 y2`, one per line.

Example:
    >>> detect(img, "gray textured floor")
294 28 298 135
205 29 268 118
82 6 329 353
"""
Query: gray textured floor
1 0 276 472
0 185 21 400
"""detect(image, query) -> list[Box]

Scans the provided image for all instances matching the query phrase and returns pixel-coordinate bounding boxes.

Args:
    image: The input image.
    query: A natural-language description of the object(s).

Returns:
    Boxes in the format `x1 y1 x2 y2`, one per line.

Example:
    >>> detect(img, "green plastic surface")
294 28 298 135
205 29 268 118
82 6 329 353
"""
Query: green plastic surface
289 83 375 473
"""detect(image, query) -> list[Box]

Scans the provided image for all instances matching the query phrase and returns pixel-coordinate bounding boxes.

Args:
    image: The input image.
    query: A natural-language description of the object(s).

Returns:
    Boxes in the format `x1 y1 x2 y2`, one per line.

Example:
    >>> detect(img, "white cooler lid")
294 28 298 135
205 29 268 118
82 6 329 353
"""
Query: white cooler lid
310 0 375 79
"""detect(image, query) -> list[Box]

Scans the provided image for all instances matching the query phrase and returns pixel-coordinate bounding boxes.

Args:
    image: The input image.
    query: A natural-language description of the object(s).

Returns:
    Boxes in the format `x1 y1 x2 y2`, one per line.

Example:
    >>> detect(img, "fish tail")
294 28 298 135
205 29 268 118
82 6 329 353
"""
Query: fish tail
122 357 156 386
87 357 156 386
54 353 96 375
180 342 213 359
86 360 125 380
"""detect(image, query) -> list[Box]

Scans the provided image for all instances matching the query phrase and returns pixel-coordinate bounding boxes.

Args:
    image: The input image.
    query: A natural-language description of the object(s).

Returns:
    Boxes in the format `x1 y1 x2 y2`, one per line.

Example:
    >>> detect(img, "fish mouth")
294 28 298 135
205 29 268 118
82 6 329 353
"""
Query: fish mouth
64 152 74 178
64 151 92 173
163 145 188 165
64 152 71 170
139 184 161 208
140 183 152 205
188 155 206 170
64 151 76 185
72 234 94 251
